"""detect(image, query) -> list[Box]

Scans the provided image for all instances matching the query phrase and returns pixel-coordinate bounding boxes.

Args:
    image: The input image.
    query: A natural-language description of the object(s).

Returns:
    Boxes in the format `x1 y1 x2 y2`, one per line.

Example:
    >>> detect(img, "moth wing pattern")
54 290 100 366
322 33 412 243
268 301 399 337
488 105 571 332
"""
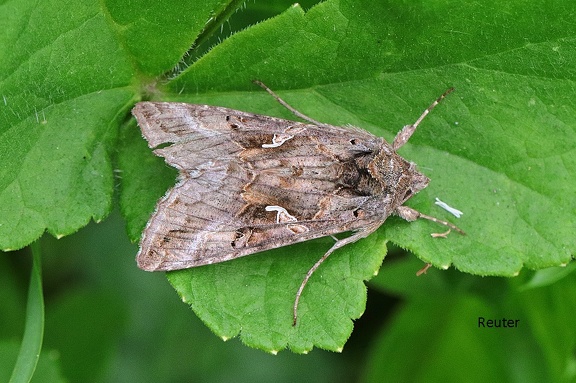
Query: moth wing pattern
132 102 392 271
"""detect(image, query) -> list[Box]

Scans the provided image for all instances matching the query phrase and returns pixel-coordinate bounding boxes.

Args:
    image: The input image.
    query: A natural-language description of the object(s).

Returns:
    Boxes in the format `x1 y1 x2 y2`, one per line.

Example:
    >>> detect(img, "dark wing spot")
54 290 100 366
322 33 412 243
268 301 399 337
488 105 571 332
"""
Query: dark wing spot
352 208 365 218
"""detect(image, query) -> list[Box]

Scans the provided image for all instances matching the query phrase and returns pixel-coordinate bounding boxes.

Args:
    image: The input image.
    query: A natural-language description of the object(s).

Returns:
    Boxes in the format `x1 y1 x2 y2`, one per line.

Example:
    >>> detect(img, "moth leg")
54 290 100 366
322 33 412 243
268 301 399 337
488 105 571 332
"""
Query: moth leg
253 80 333 129
416 263 432 276
292 224 381 326
395 205 465 235
431 228 451 238
393 87 455 150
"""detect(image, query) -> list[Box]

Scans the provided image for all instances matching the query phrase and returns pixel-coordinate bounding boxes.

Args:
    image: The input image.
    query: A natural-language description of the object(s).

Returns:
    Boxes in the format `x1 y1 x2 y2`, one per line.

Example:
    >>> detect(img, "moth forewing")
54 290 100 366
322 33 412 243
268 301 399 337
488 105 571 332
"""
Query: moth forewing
132 84 461 325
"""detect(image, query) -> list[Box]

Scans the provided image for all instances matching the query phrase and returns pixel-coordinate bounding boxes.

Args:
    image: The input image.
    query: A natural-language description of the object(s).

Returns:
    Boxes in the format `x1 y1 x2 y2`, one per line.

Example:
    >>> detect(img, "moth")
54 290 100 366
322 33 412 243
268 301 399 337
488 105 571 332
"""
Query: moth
132 81 463 325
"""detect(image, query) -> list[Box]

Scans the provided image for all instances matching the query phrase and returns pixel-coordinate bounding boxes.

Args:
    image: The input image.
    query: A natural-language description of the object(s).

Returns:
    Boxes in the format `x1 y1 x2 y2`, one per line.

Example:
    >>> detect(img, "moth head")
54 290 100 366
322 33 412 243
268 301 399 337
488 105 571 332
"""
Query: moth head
402 162 429 203
371 151 430 205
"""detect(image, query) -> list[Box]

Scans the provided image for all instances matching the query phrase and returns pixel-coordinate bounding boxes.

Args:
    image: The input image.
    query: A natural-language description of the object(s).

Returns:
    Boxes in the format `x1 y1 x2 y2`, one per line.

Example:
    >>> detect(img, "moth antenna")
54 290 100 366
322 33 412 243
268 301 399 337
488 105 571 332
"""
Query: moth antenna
253 80 332 129
293 250 332 326
393 87 455 151
292 226 380 326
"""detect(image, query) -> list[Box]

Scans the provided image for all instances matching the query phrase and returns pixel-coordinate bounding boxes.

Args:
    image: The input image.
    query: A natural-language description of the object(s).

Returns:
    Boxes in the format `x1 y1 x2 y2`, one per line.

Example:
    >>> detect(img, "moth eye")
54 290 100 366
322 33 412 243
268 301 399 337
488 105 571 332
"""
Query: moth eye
404 190 413 200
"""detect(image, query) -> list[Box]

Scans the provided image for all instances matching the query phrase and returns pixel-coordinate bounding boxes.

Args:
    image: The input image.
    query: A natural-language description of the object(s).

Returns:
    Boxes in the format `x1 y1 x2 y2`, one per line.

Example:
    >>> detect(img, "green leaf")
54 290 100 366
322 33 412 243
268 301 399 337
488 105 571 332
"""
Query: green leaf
105 0 237 76
2 0 574 353
0 0 136 249
9 243 44 383
168 234 386 353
